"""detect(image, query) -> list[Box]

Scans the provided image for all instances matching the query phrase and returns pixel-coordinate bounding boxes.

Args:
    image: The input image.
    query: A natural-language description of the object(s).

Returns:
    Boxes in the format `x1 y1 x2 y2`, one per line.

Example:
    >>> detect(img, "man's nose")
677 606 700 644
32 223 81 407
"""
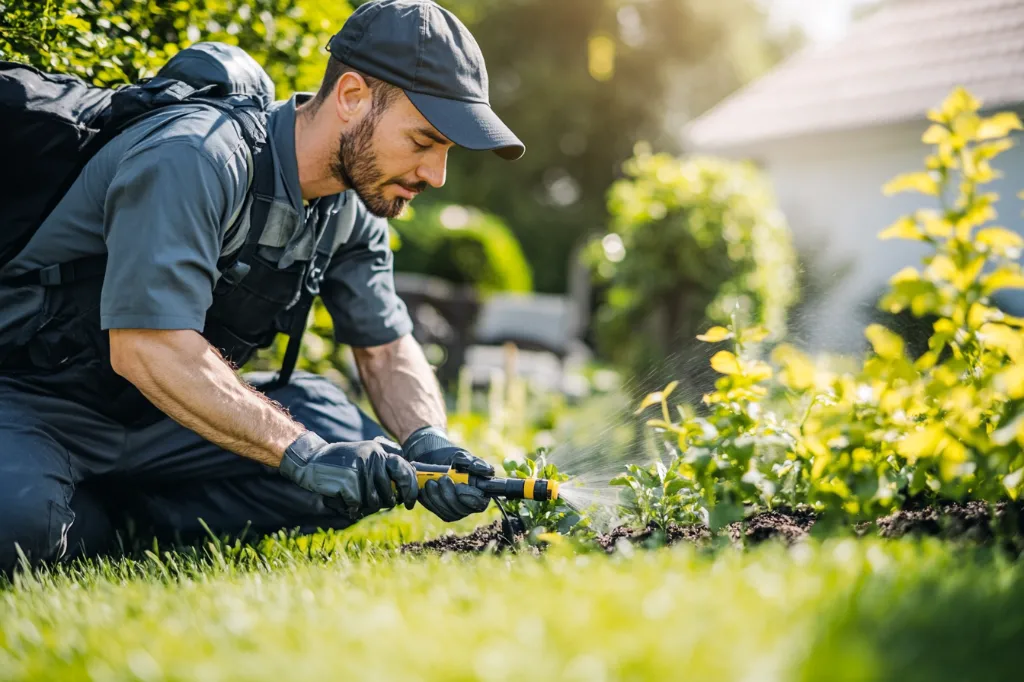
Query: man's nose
417 150 448 189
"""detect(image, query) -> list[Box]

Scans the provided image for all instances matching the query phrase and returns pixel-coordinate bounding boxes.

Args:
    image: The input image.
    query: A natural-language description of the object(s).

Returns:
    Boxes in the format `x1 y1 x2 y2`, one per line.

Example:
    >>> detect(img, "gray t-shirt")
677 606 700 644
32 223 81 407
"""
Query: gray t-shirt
0 95 412 350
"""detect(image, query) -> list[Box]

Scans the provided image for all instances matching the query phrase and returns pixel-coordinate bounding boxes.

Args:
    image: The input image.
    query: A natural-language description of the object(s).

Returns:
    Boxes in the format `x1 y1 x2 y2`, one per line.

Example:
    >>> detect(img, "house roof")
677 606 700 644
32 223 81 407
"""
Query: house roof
686 0 1024 151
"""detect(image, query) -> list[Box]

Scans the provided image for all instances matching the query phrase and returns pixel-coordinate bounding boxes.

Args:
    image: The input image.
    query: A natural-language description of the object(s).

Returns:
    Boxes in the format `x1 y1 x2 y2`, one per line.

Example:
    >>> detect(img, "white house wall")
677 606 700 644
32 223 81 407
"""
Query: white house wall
743 122 1024 353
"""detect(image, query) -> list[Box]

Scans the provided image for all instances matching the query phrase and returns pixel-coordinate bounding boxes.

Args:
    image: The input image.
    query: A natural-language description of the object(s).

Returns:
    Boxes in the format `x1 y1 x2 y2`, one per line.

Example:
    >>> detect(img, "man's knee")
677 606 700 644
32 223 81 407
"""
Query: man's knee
250 371 387 443
0 480 73 573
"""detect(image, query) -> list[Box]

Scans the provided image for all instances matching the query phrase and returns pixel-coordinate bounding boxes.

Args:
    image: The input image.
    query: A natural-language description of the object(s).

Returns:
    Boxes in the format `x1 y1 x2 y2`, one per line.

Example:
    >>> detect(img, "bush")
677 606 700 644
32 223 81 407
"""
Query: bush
620 87 1024 527
588 148 798 396
391 203 533 293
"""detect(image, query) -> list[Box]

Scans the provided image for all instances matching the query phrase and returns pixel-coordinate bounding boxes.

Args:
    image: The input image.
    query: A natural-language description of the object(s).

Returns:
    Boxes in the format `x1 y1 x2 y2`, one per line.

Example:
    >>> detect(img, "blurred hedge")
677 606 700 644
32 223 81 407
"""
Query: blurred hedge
588 147 798 396
392 204 532 293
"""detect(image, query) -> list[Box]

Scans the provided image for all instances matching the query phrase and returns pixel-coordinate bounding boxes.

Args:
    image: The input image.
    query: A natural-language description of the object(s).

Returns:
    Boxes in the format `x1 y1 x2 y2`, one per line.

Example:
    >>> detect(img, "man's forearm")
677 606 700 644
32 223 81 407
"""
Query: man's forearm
353 334 446 444
109 328 306 466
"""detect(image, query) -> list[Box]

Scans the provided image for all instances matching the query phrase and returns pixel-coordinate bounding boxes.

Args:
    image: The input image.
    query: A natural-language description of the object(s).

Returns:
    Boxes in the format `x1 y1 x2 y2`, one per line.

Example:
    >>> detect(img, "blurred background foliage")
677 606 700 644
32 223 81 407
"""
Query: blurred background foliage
391 204 532 293
1 0 802 393
416 0 799 294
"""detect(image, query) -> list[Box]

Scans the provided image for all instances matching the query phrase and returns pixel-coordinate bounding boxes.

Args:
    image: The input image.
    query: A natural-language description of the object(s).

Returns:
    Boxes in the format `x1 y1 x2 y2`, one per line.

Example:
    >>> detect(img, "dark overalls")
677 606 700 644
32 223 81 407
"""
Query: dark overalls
0 95 412 572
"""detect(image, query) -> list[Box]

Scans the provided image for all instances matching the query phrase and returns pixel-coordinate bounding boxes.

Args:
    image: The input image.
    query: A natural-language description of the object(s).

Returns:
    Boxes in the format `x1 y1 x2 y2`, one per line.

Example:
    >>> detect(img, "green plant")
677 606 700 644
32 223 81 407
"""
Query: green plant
619 317 794 531
589 150 798 396
803 87 1024 509
776 88 1024 517
609 432 700 530
501 450 588 536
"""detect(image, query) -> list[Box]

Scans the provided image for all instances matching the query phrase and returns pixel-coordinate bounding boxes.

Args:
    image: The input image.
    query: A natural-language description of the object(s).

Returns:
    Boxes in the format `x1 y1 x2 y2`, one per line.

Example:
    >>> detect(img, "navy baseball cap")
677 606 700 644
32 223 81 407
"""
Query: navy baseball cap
328 0 524 160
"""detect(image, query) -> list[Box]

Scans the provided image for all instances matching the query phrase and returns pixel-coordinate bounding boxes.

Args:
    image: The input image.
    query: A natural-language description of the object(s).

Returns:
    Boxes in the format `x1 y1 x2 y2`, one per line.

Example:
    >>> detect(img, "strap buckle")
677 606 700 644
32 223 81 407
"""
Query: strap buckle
220 261 251 287
304 265 323 296
37 264 62 287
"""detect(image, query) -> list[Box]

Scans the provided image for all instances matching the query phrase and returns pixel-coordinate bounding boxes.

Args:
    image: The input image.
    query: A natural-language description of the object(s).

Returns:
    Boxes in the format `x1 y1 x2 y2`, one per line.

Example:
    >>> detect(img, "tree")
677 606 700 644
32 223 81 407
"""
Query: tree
0 0 351 94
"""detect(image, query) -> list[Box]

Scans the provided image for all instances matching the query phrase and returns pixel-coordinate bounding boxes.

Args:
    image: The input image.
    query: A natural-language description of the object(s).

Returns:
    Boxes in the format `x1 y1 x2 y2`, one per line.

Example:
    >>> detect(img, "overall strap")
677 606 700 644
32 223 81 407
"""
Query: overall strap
0 253 108 288
272 209 341 388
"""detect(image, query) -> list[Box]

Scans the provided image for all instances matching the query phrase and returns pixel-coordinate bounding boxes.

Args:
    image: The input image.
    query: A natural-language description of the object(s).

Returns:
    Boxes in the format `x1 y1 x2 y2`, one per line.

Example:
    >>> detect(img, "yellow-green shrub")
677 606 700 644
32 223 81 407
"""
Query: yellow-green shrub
627 87 1024 525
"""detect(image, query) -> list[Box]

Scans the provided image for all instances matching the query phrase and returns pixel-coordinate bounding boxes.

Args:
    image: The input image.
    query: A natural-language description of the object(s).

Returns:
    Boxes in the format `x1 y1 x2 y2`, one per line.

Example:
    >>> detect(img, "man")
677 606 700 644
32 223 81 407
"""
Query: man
0 0 524 571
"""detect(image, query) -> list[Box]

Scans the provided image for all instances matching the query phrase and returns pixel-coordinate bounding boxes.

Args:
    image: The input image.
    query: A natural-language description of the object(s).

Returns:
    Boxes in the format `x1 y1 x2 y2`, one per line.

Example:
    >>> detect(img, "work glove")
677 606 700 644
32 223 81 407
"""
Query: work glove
403 426 493 522
280 432 418 519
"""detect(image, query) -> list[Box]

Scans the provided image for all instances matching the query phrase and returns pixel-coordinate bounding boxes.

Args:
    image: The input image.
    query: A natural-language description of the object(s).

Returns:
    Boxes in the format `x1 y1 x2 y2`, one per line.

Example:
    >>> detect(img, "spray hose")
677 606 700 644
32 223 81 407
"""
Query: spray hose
397 462 561 502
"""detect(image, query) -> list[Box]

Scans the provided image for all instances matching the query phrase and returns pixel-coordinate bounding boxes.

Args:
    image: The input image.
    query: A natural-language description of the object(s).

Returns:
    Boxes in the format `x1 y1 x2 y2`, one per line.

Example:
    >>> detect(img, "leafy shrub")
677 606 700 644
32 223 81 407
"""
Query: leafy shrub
798 87 1024 512
588 148 798 396
392 204 533 293
615 87 1024 529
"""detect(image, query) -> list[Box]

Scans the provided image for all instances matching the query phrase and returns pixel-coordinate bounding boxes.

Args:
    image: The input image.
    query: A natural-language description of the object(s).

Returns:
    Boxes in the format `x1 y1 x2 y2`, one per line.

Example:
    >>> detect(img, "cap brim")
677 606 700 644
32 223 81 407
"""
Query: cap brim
405 91 525 161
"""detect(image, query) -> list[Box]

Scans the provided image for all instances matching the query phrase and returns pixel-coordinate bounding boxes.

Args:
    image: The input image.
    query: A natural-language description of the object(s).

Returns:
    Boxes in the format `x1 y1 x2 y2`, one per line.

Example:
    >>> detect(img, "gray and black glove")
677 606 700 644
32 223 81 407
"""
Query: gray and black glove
403 426 493 522
280 432 418 519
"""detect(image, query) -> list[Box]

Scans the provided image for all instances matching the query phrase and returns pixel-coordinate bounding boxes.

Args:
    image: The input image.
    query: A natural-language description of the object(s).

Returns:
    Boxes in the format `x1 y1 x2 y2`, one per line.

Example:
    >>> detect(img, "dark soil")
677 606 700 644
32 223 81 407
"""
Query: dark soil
398 502 1024 556
875 500 1024 545
594 521 711 553
401 521 524 556
726 508 817 545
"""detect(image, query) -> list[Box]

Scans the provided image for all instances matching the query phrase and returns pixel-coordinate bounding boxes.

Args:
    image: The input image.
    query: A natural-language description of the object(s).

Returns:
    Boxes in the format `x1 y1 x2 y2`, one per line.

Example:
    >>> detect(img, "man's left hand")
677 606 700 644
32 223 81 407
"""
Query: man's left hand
403 426 493 522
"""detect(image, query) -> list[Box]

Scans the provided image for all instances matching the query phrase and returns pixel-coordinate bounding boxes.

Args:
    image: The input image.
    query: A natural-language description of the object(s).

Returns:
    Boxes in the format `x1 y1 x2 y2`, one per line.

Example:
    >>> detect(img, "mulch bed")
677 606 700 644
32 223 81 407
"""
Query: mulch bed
874 500 1024 544
727 508 818 546
400 501 1024 556
595 521 711 553
401 520 523 556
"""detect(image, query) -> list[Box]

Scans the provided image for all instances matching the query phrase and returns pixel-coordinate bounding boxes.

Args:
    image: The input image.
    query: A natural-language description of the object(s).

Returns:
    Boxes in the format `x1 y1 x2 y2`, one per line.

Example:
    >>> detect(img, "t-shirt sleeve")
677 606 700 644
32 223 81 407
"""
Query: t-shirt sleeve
100 141 243 331
320 199 414 347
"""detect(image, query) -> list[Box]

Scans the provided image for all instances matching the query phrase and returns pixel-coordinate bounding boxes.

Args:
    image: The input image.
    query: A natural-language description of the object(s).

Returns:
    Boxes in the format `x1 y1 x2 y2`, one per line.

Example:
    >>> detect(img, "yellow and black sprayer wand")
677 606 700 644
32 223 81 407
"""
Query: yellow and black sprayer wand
407 462 561 502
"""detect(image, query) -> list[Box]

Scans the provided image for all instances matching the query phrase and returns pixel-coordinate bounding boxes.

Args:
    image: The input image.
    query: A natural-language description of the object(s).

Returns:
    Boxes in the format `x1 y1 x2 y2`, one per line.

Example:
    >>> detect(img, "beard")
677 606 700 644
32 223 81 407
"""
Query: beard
332 114 426 219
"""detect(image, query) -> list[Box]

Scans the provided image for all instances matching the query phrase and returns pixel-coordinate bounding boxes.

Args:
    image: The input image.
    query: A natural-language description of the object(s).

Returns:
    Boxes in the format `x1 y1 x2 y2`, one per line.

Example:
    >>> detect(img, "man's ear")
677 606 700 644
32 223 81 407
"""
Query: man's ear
332 71 372 124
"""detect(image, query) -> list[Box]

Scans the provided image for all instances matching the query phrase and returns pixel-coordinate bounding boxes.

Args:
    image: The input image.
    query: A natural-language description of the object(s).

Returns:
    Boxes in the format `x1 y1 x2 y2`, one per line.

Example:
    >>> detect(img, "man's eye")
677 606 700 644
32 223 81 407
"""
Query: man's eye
413 140 431 150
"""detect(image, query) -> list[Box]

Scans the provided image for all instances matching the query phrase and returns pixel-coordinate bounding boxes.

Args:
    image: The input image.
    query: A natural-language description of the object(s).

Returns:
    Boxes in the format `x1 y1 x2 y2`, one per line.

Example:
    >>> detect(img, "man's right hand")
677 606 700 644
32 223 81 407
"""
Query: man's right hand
279 432 419 519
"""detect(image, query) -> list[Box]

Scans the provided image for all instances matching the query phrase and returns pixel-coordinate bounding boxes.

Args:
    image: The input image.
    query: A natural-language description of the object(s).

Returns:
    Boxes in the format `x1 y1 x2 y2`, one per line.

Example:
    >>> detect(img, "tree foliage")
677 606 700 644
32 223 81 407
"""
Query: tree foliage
0 0 350 94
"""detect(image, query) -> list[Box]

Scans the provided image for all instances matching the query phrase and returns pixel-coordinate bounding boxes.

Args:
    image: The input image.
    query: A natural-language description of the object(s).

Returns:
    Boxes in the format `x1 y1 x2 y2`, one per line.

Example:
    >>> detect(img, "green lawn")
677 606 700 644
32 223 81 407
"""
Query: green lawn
2 506 1022 682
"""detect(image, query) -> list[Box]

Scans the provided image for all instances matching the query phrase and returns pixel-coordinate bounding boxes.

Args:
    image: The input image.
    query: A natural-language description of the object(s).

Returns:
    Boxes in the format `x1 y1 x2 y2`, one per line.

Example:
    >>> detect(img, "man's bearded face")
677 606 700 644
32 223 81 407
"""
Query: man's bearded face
332 104 430 219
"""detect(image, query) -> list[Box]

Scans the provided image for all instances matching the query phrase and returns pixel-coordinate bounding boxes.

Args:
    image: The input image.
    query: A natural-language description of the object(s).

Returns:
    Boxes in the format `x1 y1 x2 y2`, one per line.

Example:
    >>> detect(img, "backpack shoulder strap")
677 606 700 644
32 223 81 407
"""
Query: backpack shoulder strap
214 118 275 285
271 209 341 389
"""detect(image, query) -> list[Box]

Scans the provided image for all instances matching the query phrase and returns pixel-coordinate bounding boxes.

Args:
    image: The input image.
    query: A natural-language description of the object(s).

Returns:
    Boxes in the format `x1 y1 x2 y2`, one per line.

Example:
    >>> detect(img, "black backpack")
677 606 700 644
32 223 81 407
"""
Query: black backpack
0 43 319 387
0 42 274 267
